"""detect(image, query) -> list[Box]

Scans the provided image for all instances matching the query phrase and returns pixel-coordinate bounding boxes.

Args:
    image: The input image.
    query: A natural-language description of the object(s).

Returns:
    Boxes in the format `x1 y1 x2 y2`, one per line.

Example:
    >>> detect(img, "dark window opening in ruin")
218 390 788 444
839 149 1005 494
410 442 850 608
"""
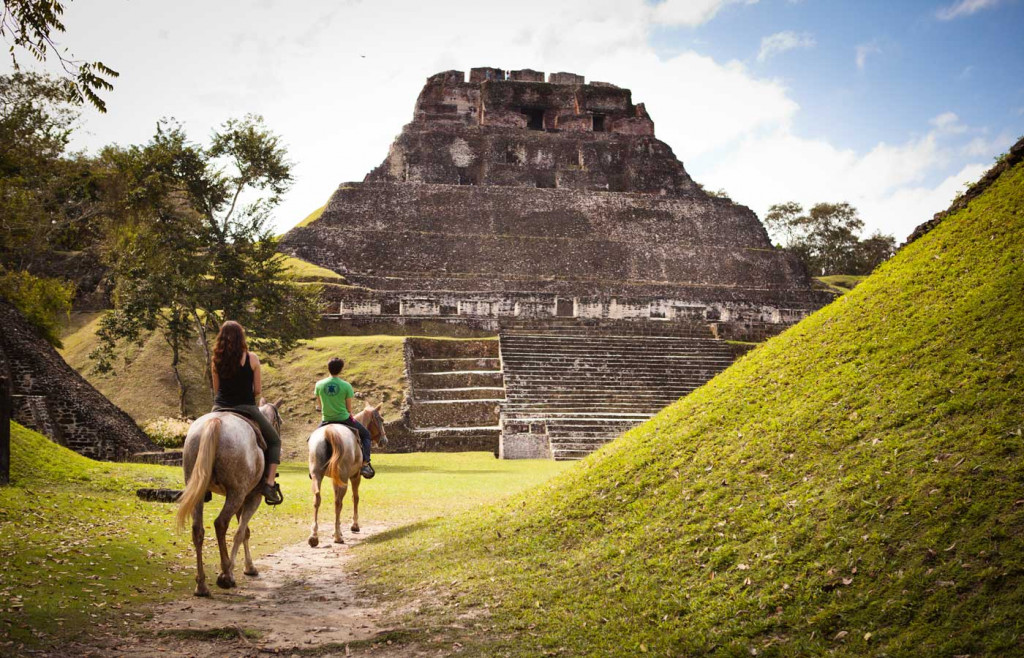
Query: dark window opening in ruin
556 299 575 317
440 304 458 316
523 108 545 130
457 168 474 185
382 300 400 315
536 172 556 188
592 114 606 132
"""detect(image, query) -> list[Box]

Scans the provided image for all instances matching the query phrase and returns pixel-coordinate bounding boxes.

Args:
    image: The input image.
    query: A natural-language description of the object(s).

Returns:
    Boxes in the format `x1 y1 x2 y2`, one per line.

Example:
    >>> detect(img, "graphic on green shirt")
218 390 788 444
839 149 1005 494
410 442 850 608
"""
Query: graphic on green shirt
314 376 354 422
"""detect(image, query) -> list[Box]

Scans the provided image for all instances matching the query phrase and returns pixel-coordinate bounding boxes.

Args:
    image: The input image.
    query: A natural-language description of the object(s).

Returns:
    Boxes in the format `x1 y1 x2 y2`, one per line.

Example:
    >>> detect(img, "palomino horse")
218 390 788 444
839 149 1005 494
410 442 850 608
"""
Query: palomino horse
175 398 283 596
307 403 388 547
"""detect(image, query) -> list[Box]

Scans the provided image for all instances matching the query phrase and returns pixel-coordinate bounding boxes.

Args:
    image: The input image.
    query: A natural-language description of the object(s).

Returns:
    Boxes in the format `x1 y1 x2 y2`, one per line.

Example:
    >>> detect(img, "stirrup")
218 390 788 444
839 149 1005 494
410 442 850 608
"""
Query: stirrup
263 482 284 506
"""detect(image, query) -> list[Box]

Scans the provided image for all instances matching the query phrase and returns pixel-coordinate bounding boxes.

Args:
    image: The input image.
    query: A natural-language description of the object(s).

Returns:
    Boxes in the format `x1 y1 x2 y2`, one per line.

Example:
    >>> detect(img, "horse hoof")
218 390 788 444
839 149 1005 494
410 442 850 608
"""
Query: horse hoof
350 525 360 533
308 536 319 548
333 536 345 544
194 586 211 598
216 574 235 589
244 568 259 577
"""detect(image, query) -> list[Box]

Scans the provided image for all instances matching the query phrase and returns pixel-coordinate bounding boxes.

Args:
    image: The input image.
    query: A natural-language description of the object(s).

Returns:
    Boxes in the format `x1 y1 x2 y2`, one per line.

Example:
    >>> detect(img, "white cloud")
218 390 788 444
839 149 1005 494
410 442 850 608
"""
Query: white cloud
936 0 1002 20
16 0 992 245
929 111 968 134
698 127 985 241
962 131 1016 157
855 41 882 71
651 0 759 27
757 31 816 62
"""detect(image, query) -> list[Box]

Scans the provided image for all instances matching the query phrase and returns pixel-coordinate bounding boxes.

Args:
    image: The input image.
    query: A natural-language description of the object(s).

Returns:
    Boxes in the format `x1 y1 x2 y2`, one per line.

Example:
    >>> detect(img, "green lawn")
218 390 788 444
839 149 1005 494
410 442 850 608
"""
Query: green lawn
0 422 569 652
351 149 1024 655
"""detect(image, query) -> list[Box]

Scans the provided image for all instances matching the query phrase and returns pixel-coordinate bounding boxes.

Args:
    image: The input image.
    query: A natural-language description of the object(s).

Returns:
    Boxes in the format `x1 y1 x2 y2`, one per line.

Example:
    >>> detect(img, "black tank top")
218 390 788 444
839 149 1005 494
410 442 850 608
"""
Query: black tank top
214 352 255 407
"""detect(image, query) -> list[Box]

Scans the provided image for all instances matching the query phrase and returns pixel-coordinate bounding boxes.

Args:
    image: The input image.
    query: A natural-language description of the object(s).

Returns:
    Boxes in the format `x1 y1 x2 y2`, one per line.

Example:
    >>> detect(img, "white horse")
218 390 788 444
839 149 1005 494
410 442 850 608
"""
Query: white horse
307 403 387 547
175 398 283 596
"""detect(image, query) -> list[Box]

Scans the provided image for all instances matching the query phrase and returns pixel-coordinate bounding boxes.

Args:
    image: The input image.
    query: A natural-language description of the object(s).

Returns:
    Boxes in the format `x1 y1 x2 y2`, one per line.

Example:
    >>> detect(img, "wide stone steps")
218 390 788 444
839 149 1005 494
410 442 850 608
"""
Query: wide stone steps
498 330 735 460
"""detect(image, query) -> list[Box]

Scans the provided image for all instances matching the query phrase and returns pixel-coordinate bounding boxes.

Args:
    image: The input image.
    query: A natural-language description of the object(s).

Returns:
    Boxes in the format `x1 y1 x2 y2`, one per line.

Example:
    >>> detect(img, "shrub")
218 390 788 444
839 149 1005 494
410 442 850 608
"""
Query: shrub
142 417 192 449
0 266 74 347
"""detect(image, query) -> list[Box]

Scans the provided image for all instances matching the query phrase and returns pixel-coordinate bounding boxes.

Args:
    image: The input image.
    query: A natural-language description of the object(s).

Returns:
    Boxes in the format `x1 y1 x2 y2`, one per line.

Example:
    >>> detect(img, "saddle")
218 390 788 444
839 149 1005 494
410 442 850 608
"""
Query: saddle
220 411 269 451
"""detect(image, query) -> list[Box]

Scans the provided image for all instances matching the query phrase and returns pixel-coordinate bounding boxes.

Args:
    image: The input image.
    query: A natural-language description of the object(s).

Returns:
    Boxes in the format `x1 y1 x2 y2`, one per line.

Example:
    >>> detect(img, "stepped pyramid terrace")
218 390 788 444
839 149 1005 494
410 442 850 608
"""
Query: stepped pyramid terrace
280 67 832 458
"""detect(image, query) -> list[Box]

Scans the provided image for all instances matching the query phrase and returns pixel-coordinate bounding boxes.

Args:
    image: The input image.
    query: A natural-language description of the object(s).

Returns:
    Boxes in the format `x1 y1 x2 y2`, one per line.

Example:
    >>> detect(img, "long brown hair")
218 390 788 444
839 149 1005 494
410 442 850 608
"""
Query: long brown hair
213 320 248 380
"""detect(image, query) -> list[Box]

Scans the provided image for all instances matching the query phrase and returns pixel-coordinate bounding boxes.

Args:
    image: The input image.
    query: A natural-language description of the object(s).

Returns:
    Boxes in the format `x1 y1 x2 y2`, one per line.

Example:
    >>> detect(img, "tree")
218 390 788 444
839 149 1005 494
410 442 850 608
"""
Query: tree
91 116 320 413
763 201 894 276
0 0 117 112
0 264 73 346
0 72 103 271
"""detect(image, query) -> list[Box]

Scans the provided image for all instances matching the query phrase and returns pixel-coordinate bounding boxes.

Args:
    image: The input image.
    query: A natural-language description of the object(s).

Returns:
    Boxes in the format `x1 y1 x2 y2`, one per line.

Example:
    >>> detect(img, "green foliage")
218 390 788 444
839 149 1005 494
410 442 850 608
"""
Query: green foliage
91 116 320 411
355 160 1024 655
0 72 104 270
0 265 72 346
0 421 567 649
0 0 118 112
141 416 193 449
765 201 896 275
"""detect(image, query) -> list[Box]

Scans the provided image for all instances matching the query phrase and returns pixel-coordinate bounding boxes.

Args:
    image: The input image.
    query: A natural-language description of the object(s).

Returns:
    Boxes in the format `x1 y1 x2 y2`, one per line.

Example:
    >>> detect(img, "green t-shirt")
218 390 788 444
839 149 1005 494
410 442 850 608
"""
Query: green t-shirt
314 376 355 422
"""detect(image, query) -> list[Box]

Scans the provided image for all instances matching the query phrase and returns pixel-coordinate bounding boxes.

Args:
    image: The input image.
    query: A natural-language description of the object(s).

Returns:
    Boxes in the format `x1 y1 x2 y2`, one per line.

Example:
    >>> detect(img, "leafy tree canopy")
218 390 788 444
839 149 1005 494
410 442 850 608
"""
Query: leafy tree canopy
764 201 896 276
0 0 117 112
91 116 318 415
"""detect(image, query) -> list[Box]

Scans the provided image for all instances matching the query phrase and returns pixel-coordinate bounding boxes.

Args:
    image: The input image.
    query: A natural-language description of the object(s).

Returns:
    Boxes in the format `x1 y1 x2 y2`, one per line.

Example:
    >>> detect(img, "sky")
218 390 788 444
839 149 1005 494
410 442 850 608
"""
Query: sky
9 0 1024 240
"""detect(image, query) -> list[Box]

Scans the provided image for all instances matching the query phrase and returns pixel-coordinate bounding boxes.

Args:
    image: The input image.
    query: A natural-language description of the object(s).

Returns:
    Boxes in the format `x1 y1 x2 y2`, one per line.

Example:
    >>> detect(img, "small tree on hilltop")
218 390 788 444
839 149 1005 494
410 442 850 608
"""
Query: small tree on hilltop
91 116 319 414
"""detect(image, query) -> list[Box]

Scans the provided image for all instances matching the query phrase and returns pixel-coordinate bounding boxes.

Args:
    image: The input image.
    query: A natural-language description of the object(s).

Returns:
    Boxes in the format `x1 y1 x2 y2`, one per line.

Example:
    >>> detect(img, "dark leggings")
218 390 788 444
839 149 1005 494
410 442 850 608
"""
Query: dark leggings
320 417 371 462
213 404 281 465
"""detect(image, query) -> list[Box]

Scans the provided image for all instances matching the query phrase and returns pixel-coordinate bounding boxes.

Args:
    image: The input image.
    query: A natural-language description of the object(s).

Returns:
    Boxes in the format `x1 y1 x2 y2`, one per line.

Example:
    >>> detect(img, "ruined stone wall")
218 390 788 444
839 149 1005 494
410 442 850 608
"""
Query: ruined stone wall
0 301 156 460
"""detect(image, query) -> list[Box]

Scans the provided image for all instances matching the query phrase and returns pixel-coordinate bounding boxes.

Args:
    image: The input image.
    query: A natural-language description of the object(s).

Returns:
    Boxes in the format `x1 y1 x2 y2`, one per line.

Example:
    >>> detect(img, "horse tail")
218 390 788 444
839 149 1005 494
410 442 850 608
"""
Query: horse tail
324 426 348 489
176 417 221 531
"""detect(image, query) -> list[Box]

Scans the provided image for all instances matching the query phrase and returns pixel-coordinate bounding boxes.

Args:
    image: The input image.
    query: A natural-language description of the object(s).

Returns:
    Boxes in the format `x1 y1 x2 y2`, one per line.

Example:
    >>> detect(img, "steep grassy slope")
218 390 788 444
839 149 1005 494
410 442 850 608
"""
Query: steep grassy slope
356 158 1024 655
60 318 406 458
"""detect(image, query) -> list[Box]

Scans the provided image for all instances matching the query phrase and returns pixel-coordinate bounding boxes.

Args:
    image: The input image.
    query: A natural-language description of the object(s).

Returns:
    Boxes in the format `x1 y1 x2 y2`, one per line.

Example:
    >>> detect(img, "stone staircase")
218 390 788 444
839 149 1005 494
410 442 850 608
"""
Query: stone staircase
499 328 736 460
403 338 504 453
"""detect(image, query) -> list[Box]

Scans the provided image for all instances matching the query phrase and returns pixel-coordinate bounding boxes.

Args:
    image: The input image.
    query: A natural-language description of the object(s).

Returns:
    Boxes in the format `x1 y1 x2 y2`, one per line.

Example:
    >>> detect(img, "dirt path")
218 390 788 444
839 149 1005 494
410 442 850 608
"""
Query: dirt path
69 524 403 657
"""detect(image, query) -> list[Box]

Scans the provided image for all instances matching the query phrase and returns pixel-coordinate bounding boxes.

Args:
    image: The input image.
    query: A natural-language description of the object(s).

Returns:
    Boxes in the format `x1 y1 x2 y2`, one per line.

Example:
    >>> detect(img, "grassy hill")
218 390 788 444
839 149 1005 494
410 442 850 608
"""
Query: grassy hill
59 316 406 459
354 150 1024 655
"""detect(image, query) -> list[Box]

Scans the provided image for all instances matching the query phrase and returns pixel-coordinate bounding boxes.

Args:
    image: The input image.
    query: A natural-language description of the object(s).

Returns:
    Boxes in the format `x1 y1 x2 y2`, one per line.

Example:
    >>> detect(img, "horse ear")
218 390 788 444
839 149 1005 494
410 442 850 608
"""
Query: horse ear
259 397 267 406
273 398 284 409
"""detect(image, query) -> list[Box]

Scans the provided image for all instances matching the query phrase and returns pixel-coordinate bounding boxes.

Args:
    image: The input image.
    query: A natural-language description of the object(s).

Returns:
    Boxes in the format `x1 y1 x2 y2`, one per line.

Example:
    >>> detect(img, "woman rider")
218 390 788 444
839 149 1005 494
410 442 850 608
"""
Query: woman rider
210 320 283 504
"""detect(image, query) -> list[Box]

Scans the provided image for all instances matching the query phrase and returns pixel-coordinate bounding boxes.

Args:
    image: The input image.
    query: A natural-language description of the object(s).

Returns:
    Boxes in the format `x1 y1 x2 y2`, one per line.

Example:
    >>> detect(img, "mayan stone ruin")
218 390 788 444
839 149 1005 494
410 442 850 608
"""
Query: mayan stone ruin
280 67 832 459
0 301 157 461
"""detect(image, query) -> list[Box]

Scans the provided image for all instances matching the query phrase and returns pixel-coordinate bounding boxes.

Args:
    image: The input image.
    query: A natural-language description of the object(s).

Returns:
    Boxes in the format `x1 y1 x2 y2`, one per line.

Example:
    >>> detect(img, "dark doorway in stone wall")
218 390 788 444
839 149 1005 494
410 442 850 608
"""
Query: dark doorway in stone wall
556 299 574 317
440 303 458 316
523 108 545 130
593 114 606 132
381 300 400 315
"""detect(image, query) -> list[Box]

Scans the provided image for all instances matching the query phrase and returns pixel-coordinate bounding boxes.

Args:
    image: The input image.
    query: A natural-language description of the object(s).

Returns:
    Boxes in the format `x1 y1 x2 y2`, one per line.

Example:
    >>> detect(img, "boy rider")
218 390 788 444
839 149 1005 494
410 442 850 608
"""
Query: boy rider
314 357 374 479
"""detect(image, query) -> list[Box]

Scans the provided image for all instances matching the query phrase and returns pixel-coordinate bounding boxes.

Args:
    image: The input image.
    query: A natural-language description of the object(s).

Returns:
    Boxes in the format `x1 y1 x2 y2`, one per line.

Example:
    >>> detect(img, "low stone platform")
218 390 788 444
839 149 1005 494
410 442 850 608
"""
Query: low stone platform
391 338 505 455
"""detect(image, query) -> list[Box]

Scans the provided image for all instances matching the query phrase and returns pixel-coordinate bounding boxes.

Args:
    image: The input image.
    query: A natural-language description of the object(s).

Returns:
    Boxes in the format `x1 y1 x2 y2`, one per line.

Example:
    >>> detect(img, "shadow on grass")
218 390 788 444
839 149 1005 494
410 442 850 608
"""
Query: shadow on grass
360 520 437 544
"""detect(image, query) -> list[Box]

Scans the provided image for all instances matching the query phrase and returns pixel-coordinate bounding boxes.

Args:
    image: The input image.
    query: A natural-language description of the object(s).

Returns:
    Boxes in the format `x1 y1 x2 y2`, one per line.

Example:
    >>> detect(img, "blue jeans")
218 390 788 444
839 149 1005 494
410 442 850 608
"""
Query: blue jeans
320 418 371 462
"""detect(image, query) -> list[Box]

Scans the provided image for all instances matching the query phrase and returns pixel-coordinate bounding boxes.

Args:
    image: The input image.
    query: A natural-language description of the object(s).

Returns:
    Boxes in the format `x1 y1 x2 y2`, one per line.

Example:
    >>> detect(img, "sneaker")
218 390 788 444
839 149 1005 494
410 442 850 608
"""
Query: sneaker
360 463 375 479
262 482 284 505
